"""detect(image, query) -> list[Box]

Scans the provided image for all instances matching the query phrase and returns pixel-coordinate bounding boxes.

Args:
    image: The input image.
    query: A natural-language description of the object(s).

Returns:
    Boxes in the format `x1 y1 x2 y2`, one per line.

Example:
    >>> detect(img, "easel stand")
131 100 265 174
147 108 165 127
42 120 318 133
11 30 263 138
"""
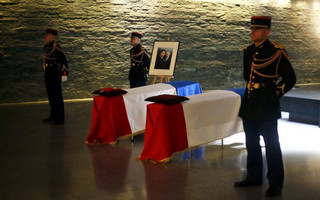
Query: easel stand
151 76 172 84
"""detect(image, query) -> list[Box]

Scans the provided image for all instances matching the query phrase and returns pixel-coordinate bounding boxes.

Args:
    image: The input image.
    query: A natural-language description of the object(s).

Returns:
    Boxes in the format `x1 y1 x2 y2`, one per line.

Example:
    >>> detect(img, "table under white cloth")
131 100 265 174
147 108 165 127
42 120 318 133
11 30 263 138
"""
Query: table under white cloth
183 90 243 147
139 90 244 162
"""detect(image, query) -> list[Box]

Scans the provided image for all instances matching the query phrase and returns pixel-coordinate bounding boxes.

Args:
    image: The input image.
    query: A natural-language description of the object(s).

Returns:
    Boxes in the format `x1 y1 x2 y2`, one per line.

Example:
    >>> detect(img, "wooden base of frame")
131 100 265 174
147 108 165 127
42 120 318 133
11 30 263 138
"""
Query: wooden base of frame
151 76 173 84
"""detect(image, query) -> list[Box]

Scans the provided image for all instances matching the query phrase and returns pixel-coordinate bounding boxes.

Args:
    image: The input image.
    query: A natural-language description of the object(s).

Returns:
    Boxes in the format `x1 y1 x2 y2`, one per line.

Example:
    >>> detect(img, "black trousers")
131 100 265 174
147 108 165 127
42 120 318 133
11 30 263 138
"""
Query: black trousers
129 79 146 88
243 119 284 187
45 74 64 122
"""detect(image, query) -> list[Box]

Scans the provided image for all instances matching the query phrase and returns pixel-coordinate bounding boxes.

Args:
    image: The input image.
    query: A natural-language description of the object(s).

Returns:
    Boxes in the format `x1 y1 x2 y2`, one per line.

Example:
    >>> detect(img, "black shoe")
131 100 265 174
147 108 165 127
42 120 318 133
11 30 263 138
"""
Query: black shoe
43 117 54 123
265 185 282 197
234 178 262 187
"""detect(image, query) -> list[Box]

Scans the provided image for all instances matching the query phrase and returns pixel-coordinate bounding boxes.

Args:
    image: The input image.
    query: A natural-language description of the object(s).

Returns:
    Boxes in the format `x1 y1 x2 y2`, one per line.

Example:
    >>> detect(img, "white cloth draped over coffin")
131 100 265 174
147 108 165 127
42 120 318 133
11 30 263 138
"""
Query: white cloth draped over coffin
182 90 243 147
123 83 176 133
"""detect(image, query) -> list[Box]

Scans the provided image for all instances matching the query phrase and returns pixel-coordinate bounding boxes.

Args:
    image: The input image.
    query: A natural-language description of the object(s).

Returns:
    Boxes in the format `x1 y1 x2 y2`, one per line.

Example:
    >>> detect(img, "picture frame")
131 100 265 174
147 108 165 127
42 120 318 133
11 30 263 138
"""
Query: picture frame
148 41 180 76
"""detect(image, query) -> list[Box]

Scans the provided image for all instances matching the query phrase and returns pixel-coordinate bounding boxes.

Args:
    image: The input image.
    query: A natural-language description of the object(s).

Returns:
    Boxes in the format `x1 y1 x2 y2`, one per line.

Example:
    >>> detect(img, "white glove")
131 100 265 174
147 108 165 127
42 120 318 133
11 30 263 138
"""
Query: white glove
61 76 68 82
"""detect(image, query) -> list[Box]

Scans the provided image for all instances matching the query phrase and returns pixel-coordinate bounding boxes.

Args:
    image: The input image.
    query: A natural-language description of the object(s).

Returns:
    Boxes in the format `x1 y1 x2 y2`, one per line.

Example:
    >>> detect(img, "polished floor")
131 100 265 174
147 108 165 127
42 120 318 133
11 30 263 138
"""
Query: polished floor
1 101 320 200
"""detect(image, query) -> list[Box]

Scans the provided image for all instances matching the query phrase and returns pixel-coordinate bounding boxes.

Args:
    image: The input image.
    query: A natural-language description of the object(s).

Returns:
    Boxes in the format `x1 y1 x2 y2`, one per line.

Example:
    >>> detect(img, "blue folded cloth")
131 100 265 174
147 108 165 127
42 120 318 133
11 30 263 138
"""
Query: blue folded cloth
165 80 203 96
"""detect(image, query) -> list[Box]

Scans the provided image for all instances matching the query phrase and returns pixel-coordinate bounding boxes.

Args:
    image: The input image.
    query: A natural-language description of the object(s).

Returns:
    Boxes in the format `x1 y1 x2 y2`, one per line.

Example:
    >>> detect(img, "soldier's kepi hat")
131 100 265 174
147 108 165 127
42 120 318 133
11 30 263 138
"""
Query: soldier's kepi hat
131 32 143 39
251 16 271 29
45 28 58 36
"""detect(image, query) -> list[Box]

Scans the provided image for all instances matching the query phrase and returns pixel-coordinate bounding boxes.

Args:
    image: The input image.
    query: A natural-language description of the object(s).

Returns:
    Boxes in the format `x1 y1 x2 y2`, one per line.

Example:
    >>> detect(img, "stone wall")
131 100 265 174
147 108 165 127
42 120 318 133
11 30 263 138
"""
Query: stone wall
1 0 320 103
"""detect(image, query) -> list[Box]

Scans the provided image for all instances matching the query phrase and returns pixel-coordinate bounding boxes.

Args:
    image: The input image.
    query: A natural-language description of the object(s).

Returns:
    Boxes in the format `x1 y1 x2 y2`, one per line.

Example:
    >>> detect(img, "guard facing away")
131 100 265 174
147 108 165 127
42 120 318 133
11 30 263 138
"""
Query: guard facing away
43 28 69 125
129 32 151 88
235 16 296 197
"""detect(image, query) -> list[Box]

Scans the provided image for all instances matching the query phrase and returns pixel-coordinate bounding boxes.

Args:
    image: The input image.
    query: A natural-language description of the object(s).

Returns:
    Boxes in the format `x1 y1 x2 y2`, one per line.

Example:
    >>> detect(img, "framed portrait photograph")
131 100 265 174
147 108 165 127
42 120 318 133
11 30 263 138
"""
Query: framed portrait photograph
149 41 180 76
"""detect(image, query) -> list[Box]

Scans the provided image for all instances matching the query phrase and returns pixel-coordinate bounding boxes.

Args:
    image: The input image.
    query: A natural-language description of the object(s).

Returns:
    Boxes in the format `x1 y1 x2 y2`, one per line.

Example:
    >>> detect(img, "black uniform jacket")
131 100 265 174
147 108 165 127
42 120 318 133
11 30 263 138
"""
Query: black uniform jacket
129 44 150 81
43 41 69 79
239 39 296 121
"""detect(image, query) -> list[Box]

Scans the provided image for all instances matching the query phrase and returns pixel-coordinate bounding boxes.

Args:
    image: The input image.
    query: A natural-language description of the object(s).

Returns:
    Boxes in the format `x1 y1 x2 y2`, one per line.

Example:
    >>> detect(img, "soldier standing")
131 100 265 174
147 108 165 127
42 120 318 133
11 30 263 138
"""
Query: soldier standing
235 16 296 197
43 28 68 125
129 32 150 88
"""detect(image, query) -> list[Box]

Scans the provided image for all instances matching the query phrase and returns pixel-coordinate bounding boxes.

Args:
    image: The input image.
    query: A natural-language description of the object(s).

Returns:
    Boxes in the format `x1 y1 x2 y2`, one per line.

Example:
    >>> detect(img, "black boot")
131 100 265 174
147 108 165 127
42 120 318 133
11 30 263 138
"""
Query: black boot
234 178 262 187
265 185 282 197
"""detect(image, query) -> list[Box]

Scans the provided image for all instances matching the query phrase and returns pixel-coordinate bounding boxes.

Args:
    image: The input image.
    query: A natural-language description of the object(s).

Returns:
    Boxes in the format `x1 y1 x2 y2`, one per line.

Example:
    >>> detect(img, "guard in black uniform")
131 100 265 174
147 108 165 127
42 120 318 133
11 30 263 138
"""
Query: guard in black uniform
235 16 296 197
43 28 69 124
129 32 150 88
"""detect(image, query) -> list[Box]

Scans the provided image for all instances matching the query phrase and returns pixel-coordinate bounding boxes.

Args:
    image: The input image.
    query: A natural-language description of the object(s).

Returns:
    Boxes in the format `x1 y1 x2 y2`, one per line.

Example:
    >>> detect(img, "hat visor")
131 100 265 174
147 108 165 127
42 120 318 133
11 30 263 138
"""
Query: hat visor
131 36 141 39
250 25 269 28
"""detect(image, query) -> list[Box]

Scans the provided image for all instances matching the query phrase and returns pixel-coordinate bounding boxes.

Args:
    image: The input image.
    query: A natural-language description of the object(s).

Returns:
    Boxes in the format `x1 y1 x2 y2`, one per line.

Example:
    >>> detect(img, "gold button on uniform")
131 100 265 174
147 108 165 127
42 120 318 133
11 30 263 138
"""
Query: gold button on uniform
253 83 260 89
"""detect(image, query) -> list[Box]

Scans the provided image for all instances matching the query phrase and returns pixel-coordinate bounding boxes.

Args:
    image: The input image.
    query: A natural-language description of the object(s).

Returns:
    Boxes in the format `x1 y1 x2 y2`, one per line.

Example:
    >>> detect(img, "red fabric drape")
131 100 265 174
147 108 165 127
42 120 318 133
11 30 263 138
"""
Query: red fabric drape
139 103 188 162
86 95 132 144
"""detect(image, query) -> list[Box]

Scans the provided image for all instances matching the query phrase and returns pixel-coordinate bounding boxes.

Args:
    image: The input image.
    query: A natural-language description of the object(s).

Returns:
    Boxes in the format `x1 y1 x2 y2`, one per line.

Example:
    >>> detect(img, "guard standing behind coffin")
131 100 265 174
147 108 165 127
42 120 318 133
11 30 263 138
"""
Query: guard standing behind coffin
129 32 151 88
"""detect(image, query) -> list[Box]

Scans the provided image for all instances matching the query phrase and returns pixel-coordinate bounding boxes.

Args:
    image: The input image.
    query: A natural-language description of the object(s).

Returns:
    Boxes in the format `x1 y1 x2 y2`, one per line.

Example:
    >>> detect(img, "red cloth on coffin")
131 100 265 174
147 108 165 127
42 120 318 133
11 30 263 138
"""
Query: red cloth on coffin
86 95 132 144
139 103 188 162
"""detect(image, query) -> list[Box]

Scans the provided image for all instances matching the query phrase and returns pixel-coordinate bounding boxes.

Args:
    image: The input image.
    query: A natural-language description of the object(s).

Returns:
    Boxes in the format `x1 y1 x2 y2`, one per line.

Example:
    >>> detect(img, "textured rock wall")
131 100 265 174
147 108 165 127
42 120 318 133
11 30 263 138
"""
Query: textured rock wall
1 0 320 103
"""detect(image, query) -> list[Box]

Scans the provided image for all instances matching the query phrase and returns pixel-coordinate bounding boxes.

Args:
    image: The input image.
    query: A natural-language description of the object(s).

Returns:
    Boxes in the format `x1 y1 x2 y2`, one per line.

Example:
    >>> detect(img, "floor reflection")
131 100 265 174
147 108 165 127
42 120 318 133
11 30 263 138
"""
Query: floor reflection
48 125 70 200
87 145 132 192
142 161 188 200
182 147 205 161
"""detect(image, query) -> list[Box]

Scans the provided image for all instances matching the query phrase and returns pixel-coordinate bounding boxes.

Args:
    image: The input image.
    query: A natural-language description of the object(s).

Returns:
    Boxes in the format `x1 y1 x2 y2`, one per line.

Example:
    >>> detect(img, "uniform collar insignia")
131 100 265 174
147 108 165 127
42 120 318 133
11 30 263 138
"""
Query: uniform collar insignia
256 39 270 48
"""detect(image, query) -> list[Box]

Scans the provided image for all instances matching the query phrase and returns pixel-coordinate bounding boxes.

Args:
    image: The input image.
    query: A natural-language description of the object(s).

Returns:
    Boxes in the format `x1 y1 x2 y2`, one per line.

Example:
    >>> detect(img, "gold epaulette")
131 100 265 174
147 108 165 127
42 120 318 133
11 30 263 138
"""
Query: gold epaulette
272 42 290 60
272 42 284 50
140 45 151 58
